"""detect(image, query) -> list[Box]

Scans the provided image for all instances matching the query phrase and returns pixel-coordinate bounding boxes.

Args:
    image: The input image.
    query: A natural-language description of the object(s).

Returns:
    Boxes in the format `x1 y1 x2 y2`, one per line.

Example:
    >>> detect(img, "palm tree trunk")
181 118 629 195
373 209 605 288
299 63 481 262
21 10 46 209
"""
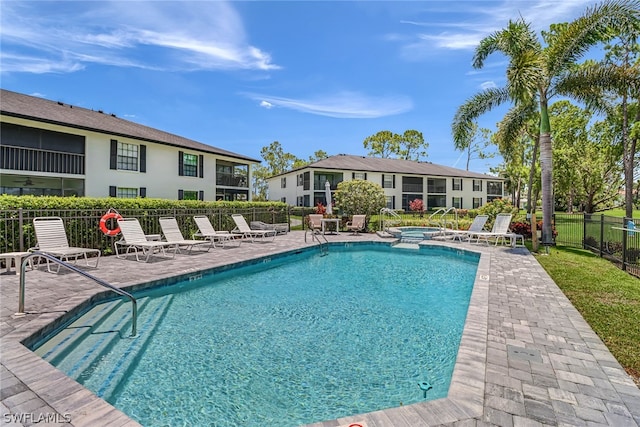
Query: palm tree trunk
526 135 539 214
539 100 554 247
624 101 638 218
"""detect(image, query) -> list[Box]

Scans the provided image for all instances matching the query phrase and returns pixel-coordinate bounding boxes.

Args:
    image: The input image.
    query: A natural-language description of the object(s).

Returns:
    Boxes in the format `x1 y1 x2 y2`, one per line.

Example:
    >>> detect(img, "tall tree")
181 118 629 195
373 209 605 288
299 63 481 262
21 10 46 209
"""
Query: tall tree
252 141 301 200
260 141 300 175
550 100 622 213
576 27 640 218
453 122 495 170
398 130 428 161
363 130 399 158
363 129 428 160
452 0 640 247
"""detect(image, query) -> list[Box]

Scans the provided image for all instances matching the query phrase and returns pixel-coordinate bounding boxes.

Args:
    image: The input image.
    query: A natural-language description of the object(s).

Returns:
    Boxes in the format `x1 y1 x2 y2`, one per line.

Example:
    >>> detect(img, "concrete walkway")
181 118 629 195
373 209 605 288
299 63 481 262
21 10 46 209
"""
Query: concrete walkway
1 231 639 426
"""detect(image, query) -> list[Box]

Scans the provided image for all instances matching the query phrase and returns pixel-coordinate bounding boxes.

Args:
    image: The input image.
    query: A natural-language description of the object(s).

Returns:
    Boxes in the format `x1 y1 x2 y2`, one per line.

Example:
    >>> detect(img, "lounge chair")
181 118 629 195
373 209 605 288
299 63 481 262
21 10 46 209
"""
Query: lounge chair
468 213 523 246
115 217 178 262
249 221 289 234
192 215 238 248
30 216 101 272
231 214 277 242
159 217 211 253
447 215 489 242
346 215 366 235
305 214 324 242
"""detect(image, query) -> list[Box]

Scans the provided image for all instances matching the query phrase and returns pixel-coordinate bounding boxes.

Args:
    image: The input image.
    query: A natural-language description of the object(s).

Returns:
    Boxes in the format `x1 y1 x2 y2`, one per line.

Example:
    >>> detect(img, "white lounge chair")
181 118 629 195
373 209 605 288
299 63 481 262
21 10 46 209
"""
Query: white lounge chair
192 215 238 248
231 214 277 242
115 218 178 262
447 215 489 242
159 217 211 253
346 215 366 235
468 213 523 246
30 216 101 272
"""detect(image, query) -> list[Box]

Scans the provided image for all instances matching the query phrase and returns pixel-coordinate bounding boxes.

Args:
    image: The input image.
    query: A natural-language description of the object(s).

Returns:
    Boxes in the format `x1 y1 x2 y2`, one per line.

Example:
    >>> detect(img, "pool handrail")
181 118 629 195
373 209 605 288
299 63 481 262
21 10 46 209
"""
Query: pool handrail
18 252 137 337
379 208 402 232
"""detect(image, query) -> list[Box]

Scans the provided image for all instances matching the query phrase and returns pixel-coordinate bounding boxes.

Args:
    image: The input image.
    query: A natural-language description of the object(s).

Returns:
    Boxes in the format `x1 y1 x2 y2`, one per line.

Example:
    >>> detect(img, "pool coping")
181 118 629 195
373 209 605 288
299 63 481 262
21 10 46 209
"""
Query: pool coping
2 231 639 427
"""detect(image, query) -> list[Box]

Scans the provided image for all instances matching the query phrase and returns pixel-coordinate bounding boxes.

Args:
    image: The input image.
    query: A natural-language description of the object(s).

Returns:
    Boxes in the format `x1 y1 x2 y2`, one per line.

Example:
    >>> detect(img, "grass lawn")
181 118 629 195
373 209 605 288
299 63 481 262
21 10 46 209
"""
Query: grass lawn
534 246 640 386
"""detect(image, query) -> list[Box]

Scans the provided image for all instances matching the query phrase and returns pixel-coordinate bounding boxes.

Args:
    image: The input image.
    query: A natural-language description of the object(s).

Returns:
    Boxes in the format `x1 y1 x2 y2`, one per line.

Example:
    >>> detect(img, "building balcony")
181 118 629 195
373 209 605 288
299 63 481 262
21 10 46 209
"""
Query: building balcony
1 145 84 175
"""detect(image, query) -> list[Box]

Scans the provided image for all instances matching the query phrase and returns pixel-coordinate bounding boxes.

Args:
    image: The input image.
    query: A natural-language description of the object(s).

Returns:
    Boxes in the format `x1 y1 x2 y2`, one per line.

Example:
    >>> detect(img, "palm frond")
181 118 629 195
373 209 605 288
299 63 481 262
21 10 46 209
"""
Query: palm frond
473 19 541 69
495 102 539 157
555 61 639 113
547 0 640 76
452 87 511 145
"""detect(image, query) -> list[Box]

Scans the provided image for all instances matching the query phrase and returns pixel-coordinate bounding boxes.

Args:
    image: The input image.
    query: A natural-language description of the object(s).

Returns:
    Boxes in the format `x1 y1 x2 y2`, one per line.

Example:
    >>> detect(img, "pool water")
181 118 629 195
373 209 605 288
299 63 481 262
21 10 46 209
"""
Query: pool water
34 245 478 427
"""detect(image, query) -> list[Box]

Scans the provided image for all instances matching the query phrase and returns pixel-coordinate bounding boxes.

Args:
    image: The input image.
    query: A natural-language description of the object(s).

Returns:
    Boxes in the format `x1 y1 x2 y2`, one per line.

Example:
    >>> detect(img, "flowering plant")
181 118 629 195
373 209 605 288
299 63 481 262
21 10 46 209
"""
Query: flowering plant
409 199 424 213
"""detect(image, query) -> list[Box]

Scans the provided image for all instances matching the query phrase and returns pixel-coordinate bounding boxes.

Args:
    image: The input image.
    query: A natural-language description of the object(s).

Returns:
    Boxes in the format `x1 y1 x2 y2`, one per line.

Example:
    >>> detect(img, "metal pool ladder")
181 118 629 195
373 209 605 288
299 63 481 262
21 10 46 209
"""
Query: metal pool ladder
306 229 329 256
17 252 138 337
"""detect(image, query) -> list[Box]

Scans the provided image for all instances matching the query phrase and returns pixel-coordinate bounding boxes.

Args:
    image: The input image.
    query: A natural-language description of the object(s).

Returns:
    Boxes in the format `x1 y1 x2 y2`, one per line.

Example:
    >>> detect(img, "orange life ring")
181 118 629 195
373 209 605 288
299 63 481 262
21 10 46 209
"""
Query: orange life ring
99 212 123 236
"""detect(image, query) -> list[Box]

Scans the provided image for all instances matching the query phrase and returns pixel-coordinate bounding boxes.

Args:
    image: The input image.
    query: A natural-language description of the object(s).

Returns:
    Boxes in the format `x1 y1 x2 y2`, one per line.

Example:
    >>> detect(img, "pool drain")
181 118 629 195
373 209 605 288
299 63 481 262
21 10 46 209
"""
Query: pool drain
419 381 432 398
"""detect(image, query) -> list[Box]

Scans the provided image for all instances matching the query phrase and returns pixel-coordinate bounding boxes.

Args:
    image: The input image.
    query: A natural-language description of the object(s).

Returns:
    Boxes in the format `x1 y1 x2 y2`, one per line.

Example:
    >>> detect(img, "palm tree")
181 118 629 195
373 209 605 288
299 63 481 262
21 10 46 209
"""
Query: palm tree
452 0 640 247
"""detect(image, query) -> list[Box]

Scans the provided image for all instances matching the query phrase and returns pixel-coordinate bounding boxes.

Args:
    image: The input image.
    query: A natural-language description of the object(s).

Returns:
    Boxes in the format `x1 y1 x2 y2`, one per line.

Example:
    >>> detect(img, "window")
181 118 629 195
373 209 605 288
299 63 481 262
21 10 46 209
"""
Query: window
178 190 199 200
297 174 303 186
473 197 482 209
452 178 462 191
382 174 395 189
427 195 446 209
297 196 304 207
281 177 287 188
303 172 310 191
385 196 394 209
427 178 446 194
182 153 198 177
280 197 286 203
117 142 138 171
117 187 138 198
473 180 482 191
487 181 503 196
353 172 366 180
452 197 462 209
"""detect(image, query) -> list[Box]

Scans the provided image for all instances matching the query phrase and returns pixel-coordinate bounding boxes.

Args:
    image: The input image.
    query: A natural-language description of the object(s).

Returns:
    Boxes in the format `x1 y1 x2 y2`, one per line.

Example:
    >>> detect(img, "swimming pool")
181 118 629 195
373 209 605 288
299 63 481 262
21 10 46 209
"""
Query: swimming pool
32 244 478 426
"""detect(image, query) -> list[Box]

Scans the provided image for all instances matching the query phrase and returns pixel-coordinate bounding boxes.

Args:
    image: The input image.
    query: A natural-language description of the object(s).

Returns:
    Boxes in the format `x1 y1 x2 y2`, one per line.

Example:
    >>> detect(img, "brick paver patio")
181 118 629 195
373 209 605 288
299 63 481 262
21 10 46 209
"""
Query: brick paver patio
1 231 639 426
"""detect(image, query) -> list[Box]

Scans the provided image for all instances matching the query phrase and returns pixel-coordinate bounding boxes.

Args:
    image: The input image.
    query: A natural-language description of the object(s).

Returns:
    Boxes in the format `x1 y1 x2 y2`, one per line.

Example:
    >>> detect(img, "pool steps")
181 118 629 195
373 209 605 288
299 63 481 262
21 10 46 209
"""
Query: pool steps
34 294 174 399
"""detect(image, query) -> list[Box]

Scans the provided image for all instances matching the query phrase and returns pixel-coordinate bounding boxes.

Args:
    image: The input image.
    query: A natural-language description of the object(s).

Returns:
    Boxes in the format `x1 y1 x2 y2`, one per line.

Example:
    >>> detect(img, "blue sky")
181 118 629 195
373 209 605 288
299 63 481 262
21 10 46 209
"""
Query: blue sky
1 0 602 174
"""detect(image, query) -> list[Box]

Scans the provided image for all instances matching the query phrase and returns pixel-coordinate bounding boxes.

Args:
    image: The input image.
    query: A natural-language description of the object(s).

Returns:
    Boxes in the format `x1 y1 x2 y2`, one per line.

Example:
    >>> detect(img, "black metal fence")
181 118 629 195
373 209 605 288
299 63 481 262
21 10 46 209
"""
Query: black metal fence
554 213 639 278
0 207 289 255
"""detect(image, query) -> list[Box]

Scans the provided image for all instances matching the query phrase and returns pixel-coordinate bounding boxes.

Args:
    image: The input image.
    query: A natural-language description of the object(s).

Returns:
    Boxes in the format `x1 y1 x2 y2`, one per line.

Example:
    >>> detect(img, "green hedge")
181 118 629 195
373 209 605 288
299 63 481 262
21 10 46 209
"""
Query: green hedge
0 195 288 254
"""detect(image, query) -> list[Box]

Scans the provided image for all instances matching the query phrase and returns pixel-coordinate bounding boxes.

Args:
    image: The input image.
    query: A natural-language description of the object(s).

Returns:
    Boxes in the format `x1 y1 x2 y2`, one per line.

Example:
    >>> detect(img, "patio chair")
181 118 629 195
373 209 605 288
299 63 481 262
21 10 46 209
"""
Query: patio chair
192 215 239 248
346 215 366 235
447 215 489 242
231 214 277 242
305 214 324 242
468 213 523 246
115 217 178 262
159 217 211 254
30 216 101 273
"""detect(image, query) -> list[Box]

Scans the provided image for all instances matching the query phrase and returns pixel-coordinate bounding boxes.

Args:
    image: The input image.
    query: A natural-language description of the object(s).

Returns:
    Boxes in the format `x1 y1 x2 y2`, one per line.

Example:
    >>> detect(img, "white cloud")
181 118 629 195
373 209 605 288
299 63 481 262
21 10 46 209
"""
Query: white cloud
0 1 280 74
480 81 498 90
396 0 598 55
260 101 274 109
244 91 413 119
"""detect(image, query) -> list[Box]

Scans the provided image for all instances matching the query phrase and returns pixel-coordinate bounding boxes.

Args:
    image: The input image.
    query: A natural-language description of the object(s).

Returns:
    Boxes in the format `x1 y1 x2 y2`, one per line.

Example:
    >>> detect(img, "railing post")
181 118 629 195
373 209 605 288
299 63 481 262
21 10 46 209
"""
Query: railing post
599 214 604 258
622 217 629 272
19 207 24 252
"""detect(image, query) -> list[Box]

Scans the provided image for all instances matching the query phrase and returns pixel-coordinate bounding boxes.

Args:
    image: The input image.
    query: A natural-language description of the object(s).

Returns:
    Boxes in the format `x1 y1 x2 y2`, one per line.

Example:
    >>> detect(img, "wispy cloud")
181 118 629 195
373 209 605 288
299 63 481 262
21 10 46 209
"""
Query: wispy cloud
396 0 596 56
244 91 413 119
0 1 280 74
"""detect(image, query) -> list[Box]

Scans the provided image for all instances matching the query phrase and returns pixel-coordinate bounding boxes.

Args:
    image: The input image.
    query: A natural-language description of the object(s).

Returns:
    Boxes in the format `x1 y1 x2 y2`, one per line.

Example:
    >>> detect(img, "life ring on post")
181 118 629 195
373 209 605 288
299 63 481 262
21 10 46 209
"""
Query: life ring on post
99 211 123 236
